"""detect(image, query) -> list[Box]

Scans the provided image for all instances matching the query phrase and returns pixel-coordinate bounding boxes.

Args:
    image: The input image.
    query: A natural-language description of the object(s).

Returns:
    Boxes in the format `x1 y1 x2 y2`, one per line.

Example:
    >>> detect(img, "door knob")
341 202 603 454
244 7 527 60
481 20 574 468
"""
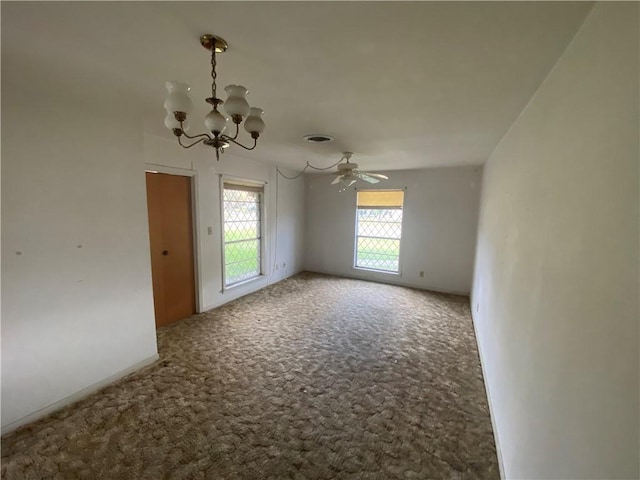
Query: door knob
162 250 169 256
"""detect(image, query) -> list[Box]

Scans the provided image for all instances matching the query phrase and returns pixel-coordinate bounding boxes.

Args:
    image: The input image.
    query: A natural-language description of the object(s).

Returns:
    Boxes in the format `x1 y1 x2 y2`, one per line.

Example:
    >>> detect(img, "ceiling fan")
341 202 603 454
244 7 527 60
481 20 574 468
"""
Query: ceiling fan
331 152 389 187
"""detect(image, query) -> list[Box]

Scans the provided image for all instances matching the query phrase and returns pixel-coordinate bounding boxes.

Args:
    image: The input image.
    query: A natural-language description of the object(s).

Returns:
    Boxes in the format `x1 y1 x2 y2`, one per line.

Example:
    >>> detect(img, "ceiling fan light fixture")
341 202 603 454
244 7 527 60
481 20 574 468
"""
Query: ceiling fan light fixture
276 151 388 187
341 176 356 186
331 152 389 190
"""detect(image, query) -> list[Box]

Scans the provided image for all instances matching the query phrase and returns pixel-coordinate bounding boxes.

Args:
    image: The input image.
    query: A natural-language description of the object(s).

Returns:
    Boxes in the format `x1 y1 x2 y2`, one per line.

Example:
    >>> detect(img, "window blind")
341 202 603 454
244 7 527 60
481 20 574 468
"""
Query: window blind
223 182 264 194
357 190 404 208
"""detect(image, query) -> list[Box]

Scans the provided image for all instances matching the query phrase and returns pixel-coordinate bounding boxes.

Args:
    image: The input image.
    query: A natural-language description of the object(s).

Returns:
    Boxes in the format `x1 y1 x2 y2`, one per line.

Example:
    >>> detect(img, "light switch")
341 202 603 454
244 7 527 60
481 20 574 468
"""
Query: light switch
207 226 213 235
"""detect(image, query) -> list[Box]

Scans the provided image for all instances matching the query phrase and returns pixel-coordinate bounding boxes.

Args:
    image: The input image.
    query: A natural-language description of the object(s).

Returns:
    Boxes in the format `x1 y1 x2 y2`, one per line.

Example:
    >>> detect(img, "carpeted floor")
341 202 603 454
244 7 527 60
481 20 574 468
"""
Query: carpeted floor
1 273 499 479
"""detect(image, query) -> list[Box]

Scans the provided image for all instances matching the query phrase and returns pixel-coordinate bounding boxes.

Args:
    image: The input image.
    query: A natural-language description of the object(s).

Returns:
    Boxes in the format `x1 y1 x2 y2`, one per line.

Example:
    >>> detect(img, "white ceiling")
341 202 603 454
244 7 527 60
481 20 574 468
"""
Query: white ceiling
2 2 593 172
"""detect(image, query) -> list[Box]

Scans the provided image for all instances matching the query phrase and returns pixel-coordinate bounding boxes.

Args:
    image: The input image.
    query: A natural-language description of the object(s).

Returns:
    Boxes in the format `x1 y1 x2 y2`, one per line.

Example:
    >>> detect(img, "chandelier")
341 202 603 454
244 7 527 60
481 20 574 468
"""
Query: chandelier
163 34 265 161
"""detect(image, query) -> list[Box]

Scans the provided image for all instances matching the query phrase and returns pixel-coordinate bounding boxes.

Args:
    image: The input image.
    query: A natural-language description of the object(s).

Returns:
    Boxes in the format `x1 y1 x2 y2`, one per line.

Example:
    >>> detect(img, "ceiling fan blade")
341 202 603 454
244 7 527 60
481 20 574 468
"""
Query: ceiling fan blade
347 179 357 186
331 175 343 185
359 174 380 184
362 172 389 180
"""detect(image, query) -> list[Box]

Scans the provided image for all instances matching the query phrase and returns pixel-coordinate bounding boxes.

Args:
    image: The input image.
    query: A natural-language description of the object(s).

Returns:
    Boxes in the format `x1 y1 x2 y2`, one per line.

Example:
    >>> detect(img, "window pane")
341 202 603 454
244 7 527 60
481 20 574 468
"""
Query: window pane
355 191 404 273
357 209 402 239
223 185 262 286
356 237 400 272
224 220 260 242
225 240 260 284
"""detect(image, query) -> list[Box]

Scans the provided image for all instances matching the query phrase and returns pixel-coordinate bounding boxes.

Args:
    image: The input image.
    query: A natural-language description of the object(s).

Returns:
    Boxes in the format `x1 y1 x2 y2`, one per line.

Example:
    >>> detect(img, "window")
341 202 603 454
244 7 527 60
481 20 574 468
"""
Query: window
355 190 404 273
222 181 263 287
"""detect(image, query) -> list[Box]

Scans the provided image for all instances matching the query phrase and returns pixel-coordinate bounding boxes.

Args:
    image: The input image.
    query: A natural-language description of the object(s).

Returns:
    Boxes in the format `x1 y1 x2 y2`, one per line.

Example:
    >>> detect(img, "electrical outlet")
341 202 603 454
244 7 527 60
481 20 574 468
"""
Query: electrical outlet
207 226 213 235
282 262 286 268
419 271 424 278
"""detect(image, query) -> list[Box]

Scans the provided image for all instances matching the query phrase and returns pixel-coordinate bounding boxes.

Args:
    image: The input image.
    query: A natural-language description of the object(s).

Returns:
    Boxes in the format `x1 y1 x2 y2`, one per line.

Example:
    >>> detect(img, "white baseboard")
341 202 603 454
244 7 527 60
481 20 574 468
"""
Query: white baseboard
201 268 303 312
470 310 506 480
303 268 470 297
1 354 160 436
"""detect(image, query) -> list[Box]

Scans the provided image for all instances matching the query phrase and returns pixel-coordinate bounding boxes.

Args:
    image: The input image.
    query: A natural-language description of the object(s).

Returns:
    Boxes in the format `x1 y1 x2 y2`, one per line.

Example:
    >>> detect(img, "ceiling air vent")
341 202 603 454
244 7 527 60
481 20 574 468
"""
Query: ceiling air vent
304 134 334 144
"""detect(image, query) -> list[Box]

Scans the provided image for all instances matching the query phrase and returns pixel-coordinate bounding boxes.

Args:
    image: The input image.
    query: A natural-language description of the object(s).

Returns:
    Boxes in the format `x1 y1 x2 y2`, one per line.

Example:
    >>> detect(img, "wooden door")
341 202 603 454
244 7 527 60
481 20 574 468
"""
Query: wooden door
145 172 196 327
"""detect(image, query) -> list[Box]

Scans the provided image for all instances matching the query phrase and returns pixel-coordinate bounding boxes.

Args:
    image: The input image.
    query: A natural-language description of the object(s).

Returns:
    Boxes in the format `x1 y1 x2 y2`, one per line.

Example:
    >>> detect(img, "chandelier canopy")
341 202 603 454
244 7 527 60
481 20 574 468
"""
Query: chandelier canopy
163 34 265 161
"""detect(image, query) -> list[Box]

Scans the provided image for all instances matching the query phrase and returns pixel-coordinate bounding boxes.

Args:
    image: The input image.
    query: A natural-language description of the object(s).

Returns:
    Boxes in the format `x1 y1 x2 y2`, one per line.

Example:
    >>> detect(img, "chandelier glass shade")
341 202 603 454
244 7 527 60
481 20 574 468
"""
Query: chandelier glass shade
163 34 265 161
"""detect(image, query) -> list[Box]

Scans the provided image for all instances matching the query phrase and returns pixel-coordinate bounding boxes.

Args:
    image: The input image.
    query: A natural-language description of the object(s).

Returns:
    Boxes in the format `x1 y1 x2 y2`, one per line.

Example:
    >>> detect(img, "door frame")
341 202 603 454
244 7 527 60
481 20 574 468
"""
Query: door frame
144 164 201 314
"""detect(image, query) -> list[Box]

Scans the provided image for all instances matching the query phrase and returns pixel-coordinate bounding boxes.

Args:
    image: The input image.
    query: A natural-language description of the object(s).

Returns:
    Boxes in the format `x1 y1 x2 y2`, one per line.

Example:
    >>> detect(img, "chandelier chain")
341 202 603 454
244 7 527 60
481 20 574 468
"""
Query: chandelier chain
211 47 217 100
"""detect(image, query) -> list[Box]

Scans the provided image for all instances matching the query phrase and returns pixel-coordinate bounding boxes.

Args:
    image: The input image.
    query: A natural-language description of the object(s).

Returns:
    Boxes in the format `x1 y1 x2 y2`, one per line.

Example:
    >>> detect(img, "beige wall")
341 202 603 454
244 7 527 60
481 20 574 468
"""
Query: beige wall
1 52 159 430
1 36 305 434
472 3 639 478
305 166 482 295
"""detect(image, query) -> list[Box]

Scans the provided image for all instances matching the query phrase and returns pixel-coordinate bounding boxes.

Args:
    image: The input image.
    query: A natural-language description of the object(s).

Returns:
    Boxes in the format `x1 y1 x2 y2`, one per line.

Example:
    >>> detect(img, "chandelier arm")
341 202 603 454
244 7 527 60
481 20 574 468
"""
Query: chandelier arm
228 123 240 140
179 121 211 140
181 131 212 140
178 136 207 149
223 136 258 151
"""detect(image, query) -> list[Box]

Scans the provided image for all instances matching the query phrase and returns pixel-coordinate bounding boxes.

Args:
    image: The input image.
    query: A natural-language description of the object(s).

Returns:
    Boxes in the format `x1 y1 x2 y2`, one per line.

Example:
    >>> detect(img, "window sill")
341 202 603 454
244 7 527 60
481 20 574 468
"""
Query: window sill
223 274 265 293
353 266 401 276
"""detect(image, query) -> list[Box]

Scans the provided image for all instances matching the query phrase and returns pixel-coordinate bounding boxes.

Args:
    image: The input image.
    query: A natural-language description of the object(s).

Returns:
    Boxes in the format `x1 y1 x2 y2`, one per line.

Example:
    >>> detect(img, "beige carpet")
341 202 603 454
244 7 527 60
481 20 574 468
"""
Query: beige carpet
1 272 499 479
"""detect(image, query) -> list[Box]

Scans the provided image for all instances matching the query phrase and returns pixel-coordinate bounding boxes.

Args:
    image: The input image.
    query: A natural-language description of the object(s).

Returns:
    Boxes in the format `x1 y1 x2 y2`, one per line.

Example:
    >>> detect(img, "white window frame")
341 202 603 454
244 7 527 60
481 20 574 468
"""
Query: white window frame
220 176 266 290
353 189 405 275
